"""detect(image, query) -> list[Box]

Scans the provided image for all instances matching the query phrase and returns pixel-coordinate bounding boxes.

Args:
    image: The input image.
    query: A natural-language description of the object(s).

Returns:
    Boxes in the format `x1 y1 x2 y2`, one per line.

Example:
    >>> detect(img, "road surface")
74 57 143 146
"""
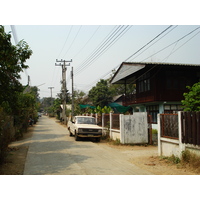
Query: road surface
23 116 154 175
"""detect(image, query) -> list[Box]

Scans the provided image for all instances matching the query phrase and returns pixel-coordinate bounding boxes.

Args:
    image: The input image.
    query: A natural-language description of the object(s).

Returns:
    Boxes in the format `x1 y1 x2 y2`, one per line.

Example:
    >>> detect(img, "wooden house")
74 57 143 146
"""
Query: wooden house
110 62 200 126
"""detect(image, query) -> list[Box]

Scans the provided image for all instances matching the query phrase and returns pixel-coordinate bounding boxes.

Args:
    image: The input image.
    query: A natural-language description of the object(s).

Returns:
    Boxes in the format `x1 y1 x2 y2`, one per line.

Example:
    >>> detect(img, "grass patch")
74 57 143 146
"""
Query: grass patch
160 150 200 173
181 150 200 172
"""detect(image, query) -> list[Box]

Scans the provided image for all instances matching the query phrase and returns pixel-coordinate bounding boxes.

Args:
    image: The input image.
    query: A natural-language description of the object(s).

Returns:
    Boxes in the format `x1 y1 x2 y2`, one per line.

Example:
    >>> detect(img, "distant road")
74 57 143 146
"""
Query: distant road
23 116 153 175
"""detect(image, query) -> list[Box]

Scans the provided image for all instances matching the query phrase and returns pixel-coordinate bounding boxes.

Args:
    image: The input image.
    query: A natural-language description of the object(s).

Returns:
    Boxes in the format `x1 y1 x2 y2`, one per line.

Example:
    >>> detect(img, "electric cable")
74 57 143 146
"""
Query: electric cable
124 25 174 62
57 25 73 58
66 25 120 84
63 25 82 58
74 25 121 73
75 25 132 76
72 25 101 59
83 25 175 91
163 30 200 62
142 26 200 62
129 25 178 62
84 26 200 92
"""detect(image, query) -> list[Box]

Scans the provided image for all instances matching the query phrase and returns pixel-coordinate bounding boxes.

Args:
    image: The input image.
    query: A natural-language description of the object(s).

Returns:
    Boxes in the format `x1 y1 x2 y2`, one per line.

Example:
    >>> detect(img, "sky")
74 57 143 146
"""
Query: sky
2 1 200 100
3 24 200 99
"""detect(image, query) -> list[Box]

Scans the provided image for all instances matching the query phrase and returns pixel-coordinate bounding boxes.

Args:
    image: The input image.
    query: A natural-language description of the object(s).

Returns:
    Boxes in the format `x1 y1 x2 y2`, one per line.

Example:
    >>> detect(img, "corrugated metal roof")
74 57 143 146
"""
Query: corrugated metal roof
122 61 200 67
111 62 200 84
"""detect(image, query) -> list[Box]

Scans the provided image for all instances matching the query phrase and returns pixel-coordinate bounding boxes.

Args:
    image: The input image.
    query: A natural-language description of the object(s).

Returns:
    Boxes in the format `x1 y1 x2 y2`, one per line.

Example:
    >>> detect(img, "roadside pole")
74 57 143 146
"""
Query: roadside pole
71 67 74 118
55 59 72 124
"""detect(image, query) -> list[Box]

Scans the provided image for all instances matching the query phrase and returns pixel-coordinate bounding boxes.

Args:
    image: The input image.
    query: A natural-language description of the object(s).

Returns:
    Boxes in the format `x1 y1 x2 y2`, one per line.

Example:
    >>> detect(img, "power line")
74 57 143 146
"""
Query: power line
75 26 127 74
72 25 101 59
163 29 200 62
83 26 200 92
75 25 132 76
130 25 178 62
124 25 174 62
66 26 120 84
74 25 120 72
63 25 82 58
83 26 174 90
141 26 200 62
57 25 73 58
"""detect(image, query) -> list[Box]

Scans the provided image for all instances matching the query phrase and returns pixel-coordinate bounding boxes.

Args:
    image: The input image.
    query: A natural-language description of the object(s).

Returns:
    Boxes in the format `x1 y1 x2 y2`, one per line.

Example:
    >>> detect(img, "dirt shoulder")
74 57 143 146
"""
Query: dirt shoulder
100 141 199 175
0 126 34 175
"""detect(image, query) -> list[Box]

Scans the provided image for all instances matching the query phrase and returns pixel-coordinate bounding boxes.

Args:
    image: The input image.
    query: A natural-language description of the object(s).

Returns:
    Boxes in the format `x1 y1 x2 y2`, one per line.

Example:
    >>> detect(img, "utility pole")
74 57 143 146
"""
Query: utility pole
55 59 72 124
71 67 74 118
48 86 54 106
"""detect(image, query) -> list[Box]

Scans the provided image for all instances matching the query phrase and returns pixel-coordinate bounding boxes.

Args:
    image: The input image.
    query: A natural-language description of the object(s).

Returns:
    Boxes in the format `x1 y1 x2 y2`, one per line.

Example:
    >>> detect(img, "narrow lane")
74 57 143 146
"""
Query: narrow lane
23 116 153 175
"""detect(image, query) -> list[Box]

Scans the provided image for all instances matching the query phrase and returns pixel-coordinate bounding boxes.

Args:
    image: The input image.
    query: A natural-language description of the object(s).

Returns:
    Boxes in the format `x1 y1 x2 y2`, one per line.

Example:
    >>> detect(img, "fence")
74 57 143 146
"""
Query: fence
160 114 178 139
181 112 200 145
158 111 200 158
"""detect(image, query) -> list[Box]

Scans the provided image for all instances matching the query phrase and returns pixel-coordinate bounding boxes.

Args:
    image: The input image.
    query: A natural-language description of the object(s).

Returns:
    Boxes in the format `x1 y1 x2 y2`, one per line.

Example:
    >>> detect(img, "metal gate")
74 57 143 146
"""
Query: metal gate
160 114 178 139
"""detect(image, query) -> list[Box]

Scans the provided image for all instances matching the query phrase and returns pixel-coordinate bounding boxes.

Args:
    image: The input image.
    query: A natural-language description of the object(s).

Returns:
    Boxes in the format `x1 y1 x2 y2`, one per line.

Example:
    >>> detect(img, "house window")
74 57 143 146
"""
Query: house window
166 71 190 90
164 104 183 114
138 72 150 93
146 105 159 123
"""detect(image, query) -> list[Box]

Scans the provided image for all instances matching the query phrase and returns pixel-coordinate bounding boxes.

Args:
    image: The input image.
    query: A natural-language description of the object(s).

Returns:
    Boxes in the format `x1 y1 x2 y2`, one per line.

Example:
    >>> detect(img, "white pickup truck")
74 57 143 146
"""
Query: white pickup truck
67 116 102 142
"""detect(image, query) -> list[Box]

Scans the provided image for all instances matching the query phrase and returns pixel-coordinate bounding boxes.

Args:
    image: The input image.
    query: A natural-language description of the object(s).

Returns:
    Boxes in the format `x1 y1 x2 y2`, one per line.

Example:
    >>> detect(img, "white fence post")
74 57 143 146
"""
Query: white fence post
157 114 161 156
102 113 104 128
95 113 98 124
178 111 185 157
110 112 112 139
120 114 125 144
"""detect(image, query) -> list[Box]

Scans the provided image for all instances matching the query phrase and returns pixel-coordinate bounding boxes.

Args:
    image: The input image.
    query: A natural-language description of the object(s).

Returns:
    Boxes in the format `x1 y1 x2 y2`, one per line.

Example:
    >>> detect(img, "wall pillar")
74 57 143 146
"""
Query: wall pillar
120 114 125 144
157 114 161 156
178 111 185 157
110 112 112 139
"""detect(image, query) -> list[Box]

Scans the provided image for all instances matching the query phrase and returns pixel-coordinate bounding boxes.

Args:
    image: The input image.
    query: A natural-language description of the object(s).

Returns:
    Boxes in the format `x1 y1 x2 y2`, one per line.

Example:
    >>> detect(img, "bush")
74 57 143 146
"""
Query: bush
181 150 200 170
152 129 158 135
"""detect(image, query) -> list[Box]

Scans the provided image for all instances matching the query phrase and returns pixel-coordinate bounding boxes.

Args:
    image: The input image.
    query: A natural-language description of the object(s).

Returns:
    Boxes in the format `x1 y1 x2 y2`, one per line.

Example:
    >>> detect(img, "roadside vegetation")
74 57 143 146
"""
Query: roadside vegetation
182 81 200 111
0 25 35 164
160 150 200 173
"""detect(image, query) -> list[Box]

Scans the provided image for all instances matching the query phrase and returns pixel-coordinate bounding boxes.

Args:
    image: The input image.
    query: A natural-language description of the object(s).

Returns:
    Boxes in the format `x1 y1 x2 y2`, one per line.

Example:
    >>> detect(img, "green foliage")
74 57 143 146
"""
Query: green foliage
181 150 200 171
94 105 113 114
152 129 158 135
88 79 113 107
73 90 87 116
0 25 34 164
181 150 191 163
181 82 200 111
102 106 113 114
160 154 180 164
0 25 33 113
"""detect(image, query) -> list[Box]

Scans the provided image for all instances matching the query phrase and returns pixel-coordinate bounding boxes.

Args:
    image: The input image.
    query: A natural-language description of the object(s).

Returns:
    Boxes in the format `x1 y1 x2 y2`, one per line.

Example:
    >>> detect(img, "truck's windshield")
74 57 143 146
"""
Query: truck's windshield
76 117 96 124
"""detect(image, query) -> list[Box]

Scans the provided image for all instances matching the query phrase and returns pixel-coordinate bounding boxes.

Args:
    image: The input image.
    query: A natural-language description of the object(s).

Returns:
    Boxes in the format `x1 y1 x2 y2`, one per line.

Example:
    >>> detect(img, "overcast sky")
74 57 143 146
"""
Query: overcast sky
2 1 200 99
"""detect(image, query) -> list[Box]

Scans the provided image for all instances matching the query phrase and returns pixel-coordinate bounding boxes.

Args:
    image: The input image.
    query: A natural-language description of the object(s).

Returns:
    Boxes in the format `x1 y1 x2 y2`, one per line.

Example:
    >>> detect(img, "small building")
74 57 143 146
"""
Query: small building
110 62 200 129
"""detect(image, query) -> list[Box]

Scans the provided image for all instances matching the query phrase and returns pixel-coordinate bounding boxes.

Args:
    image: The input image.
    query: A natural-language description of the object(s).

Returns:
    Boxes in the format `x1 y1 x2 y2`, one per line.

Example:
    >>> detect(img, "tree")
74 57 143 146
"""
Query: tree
88 79 113 107
0 25 33 113
181 82 200 111
0 25 33 163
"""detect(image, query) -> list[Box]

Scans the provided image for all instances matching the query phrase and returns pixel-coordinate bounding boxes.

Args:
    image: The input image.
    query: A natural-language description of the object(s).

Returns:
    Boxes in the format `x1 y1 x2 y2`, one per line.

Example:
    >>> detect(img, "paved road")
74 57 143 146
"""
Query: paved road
23 116 153 175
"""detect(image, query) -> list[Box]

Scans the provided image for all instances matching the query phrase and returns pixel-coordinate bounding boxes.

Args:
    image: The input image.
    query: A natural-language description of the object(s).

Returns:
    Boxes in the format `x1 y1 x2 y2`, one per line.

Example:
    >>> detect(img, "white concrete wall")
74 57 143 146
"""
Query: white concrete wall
159 138 180 157
110 129 120 140
120 113 148 144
